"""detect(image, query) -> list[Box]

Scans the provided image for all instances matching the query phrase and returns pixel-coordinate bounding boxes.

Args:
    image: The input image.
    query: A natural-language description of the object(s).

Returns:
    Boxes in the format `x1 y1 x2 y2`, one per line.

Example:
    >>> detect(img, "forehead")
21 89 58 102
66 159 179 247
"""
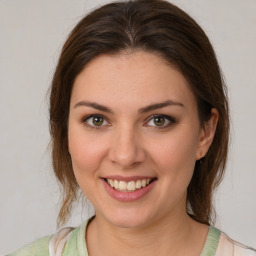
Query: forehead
71 51 197 111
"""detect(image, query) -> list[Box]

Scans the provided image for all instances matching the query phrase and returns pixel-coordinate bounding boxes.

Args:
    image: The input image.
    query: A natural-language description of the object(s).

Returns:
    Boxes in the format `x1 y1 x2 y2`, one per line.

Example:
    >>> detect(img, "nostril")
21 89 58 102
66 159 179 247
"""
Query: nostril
108 148 144 168
108 140 147 168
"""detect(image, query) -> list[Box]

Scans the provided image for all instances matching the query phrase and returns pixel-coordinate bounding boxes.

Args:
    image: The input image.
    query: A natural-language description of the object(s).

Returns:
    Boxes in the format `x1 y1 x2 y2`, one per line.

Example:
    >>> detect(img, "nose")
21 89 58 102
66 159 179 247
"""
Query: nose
107 126 146 168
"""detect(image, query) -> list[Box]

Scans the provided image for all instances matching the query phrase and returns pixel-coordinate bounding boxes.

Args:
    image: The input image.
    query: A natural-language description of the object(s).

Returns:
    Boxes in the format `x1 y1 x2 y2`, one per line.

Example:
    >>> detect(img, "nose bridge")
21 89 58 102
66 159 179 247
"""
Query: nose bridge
108 123 146 168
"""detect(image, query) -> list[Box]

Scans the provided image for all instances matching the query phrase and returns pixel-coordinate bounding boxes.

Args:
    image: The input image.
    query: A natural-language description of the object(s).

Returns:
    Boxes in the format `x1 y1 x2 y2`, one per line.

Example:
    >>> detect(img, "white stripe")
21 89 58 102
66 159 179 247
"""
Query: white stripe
49 227 74 256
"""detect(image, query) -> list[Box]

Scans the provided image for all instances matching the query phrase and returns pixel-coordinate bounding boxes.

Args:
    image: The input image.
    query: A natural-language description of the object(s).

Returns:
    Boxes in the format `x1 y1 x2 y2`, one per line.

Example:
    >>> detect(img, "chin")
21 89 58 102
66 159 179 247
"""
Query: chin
99 207 158 229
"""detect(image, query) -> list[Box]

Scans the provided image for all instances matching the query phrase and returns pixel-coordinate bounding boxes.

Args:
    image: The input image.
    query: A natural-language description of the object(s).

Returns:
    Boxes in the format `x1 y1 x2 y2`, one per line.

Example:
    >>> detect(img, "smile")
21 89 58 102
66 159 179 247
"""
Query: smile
105 178 155 192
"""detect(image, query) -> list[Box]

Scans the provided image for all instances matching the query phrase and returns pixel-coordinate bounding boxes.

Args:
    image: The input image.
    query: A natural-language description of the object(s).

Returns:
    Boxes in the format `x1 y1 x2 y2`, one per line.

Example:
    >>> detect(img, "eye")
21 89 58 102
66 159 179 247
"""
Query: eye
146 115 175 128
83 115 109 127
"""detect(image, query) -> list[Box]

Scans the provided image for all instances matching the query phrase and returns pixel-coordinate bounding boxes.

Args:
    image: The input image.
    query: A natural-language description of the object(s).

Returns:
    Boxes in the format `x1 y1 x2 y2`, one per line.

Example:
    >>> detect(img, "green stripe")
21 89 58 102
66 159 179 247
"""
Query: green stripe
62 219 88 256
63 221 221 256
200 226 221 256
77 220 89 256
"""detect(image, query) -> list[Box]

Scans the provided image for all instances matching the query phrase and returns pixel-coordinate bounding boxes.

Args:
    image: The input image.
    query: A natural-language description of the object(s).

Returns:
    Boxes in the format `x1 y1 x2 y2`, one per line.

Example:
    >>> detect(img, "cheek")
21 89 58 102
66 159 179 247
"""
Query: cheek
68 132 109 201
147 129 199 178
150 135 198 202
68 127 107 176
151 137 197 165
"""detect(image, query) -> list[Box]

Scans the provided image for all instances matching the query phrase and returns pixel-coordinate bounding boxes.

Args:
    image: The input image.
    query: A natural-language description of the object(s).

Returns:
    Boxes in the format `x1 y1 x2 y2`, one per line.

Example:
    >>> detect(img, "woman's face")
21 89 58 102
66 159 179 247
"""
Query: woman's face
68 51 213 228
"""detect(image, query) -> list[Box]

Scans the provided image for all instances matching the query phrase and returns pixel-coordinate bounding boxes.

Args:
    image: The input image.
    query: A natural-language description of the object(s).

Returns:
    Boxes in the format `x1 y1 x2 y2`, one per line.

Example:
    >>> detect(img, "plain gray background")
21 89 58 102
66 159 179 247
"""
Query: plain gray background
0 0 255 254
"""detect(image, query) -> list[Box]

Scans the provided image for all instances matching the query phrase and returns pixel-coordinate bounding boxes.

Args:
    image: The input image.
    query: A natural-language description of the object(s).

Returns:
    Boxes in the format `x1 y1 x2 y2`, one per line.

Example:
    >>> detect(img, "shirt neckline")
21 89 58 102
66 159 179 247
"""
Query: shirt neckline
78 219 221 256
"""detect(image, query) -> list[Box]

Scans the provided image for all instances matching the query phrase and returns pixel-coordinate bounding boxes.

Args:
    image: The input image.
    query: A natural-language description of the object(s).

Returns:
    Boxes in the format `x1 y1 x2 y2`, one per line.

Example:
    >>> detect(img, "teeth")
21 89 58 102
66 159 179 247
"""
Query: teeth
106 178 153 192
135 180 141 189
127 181 135 191
119 181 126 191
114 180 119 189
109 179 114 187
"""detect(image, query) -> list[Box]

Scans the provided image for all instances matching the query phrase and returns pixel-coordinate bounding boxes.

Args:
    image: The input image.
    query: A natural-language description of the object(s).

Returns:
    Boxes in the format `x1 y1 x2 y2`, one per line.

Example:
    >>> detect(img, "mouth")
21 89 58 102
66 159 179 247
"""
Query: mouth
104 178 157 192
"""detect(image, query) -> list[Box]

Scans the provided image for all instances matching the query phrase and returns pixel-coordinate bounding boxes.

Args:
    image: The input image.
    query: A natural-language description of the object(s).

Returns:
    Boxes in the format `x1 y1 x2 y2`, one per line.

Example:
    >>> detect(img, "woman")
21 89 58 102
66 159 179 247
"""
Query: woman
7 0 255 255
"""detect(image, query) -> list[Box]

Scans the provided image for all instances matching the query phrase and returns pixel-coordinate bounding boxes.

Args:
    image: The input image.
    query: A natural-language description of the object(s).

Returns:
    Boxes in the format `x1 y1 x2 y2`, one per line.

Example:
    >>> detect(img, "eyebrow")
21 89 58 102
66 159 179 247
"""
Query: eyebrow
138 100 184 113
73 100 184 113
74 101 113 113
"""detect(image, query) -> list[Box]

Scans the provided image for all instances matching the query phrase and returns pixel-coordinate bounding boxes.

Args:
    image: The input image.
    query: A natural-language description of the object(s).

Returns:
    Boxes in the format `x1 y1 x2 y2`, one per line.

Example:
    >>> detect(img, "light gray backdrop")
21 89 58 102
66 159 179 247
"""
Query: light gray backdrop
1 0 255 254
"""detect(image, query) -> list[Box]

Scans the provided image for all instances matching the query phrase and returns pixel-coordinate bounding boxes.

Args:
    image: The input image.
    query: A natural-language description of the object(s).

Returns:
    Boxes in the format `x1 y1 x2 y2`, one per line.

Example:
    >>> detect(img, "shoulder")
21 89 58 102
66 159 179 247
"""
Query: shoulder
48 221 88 256
6 219 90 256
6 235 51 256
216 231 256 256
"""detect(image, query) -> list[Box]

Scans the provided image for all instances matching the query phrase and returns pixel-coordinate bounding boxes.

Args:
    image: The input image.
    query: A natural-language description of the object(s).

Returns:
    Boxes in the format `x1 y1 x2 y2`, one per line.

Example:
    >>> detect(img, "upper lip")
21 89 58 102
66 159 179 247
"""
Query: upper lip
102 175 156 182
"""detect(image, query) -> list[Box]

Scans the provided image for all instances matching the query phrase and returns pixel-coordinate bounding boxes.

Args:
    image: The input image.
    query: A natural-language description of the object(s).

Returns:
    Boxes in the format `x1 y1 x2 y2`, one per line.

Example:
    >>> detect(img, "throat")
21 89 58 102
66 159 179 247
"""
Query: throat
85 214 203 256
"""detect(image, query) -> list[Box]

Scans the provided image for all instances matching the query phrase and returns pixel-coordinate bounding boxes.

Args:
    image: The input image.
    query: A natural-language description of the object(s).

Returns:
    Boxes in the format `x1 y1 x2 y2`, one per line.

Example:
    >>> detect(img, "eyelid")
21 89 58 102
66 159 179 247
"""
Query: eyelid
145 114 176 128
82 114 110 128
81 113 176 129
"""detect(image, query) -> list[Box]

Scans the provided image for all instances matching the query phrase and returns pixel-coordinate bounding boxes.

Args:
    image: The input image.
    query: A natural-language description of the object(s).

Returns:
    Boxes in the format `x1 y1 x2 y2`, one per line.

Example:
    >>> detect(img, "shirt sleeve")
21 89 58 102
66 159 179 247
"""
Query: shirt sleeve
216 232 256 256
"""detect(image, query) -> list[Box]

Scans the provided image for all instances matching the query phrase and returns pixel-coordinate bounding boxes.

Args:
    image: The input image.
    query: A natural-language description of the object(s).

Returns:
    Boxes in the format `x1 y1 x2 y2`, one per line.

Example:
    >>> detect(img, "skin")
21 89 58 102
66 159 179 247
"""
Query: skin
68 51 218 256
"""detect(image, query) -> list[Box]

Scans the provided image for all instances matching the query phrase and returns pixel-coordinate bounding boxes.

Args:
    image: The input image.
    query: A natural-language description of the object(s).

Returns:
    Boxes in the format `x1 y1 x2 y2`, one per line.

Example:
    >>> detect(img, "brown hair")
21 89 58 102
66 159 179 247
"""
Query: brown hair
50 0 229 226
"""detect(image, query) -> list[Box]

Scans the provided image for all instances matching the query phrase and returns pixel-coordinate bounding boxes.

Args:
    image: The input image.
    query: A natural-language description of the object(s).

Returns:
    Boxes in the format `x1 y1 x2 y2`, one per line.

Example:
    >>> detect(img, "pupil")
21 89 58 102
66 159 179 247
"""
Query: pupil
93 117 103 126
154 117 165 126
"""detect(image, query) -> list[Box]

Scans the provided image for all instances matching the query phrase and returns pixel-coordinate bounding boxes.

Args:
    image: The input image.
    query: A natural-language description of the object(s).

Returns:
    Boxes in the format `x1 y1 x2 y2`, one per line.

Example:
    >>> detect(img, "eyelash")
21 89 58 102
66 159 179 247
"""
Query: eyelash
82 114 176 129
145 114 176 128
82 114 110 129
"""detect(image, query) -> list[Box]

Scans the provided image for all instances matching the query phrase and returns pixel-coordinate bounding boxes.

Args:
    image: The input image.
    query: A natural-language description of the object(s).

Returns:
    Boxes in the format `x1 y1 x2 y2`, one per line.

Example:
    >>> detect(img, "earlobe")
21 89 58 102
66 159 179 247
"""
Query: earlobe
196 108 219 160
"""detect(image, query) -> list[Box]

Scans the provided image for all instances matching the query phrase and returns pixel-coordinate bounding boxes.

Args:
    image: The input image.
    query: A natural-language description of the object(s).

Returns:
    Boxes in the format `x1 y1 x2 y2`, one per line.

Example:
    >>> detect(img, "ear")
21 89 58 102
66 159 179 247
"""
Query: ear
196 108 219 160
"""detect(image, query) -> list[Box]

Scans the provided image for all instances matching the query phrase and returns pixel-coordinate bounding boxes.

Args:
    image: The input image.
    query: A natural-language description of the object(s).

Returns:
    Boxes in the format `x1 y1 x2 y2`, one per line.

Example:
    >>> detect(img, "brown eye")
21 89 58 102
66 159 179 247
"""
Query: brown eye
84 115 108 127
153 116 166 126
146 115 175 128
92 116 104 126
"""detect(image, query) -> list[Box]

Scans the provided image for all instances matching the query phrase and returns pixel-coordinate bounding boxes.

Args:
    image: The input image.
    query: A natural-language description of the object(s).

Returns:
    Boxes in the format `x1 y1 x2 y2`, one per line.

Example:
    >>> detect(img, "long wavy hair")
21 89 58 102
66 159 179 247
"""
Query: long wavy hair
49 0 229 226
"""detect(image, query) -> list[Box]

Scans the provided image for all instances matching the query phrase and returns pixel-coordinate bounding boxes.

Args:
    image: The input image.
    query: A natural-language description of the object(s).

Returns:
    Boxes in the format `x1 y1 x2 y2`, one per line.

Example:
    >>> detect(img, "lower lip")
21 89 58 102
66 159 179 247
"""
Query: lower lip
102 179 156 202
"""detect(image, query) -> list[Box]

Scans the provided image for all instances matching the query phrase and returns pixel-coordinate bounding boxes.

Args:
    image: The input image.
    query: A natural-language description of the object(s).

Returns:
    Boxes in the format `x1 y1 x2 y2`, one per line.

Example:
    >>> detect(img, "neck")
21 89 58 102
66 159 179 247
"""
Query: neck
86 210 208 256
